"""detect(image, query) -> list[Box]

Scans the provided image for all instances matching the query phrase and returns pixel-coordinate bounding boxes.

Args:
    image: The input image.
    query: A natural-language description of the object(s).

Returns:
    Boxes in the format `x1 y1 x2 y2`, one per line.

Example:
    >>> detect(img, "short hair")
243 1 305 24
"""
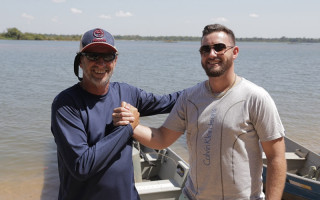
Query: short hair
202 24 236 45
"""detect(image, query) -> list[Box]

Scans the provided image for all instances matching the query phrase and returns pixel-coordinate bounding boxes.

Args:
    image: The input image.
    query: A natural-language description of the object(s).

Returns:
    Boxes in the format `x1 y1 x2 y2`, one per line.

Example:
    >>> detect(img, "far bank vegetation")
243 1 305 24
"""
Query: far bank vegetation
1 27 319 43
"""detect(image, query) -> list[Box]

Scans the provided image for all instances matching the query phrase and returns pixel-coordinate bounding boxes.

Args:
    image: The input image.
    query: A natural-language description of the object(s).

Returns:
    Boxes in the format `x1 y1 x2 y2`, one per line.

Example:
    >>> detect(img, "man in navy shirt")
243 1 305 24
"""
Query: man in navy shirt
51 28 180 200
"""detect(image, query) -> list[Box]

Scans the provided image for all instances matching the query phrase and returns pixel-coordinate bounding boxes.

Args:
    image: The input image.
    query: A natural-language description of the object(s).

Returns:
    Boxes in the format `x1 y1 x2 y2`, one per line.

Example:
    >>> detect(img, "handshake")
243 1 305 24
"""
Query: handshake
112 101 140 129
113 101 182 150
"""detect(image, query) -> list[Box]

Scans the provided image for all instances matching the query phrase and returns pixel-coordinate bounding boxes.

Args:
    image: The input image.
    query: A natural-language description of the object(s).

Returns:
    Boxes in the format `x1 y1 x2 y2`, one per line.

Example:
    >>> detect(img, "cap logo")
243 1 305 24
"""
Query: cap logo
79 28 116 53
93 29 104 38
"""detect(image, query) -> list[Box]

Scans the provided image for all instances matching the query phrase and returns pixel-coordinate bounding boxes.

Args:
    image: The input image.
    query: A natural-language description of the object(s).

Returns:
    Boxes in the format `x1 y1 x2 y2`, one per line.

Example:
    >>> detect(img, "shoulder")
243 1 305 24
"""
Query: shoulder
51 84 83 115
238 78 272 100
237 78 279 116
181 81 208 98
109 82 144 104
240 78 267 94
109 82 139 92
52 84 80 104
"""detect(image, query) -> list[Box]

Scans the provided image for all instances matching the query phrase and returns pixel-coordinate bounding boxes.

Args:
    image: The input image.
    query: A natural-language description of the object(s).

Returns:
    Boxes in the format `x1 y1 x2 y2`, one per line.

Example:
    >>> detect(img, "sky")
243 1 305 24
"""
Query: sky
1 0 320 38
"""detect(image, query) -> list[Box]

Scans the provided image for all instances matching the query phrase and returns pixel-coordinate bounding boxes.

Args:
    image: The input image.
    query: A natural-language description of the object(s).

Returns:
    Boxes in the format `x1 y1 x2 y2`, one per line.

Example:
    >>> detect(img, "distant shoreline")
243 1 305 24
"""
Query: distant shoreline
1 27 320 43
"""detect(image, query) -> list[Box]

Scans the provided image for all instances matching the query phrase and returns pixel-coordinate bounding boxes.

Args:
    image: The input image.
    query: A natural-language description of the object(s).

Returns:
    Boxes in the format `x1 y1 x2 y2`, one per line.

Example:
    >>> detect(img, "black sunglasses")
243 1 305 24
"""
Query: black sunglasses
199 43 234 55
80 52 118 62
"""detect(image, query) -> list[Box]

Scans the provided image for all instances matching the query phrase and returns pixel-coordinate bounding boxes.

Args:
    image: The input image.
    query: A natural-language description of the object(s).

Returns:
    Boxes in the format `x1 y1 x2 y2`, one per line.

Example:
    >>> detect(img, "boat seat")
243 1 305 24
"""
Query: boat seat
263 152 306 172
262 152 306 161
140 152 158 162
135 179 181 194
135 179 182 200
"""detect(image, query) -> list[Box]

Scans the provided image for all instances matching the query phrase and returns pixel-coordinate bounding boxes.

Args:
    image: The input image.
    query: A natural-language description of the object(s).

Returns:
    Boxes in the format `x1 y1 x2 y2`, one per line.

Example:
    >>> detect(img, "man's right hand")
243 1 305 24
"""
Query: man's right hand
112 101 140 129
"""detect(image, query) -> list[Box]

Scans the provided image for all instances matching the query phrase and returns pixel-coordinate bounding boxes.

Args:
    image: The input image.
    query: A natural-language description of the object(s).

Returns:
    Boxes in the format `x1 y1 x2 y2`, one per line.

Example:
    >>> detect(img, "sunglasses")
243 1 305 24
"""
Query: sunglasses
80 52 118 62
199 43 234 55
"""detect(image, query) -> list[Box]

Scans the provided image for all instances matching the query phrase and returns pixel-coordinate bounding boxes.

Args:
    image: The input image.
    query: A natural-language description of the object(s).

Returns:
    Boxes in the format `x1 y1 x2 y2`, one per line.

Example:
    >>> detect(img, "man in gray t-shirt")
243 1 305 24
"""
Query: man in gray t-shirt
113 24 286 200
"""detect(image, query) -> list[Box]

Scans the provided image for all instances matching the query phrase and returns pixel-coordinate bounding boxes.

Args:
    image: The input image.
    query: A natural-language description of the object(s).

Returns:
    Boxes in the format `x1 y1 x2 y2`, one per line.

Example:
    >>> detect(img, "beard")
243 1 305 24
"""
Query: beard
201 57 233 77
83 68 114 88
95 70 113 87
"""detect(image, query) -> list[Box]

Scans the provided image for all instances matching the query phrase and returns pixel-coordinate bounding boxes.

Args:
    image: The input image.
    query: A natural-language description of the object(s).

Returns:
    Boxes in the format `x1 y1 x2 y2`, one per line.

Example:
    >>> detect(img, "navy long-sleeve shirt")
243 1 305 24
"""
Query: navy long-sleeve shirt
51 82 181 200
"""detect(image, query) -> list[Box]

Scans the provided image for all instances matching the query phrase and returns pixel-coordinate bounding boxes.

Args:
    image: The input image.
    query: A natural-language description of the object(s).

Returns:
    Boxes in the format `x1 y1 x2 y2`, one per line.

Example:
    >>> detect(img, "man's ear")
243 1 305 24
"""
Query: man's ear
232 46 239 59
79 56 83 69
114 55 118 63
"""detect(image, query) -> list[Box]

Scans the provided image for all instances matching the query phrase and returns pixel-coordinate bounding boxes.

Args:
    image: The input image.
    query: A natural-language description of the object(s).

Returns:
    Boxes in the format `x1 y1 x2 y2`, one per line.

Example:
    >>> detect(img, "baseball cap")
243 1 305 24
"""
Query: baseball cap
74 28 118 80
79 28 118 53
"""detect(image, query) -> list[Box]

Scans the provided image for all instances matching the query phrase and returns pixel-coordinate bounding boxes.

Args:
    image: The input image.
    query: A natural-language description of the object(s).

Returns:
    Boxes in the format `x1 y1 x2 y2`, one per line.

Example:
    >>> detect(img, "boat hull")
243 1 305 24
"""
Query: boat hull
262 137 320 200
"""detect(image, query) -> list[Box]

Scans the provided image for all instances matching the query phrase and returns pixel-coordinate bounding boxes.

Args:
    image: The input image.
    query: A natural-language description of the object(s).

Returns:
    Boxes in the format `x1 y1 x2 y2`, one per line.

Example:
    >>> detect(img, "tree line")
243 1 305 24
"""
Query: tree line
1 27 319 43
0 27 80 41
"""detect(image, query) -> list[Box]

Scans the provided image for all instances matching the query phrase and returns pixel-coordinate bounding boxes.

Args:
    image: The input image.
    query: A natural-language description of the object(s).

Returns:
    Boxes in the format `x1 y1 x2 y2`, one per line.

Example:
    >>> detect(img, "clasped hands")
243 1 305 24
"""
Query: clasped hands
112 101 140 129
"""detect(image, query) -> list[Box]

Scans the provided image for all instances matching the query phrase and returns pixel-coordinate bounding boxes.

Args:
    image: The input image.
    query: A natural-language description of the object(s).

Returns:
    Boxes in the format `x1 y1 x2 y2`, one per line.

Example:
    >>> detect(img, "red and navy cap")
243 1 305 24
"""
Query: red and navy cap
79 28 117 53
74 28 118 80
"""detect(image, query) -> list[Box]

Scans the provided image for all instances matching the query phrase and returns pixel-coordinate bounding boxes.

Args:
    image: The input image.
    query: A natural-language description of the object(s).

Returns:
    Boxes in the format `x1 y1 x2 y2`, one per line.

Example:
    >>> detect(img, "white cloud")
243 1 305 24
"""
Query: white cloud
52 0 66 3
211 17 228 23
116 10 133 17
21 13 35 20
71 8 82 14
99 14 112 19
52 16 59 23
184 20 194 24
249 13 259 18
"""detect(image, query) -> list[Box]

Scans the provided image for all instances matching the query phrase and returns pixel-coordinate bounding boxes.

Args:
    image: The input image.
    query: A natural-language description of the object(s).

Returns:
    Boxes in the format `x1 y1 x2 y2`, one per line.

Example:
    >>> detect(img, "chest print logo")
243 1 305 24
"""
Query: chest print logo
202 108 216 166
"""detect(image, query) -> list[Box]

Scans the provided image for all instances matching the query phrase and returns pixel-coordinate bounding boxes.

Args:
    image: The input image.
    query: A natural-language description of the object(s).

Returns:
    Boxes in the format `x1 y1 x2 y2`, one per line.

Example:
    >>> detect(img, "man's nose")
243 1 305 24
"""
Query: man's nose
208 48 218 57
96 57 107 66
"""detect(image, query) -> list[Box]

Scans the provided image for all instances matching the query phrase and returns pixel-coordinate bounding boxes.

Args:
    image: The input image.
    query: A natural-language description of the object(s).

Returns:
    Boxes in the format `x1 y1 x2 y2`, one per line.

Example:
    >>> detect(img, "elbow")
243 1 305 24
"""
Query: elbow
267 155 287 174
64 158 95 182
72 170 91 181
57 147 97 181
68 165 93 182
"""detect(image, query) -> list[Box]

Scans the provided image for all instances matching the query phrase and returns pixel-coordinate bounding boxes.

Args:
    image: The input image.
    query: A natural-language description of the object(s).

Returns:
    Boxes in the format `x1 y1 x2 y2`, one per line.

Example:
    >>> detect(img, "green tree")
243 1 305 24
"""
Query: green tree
5 27 23 39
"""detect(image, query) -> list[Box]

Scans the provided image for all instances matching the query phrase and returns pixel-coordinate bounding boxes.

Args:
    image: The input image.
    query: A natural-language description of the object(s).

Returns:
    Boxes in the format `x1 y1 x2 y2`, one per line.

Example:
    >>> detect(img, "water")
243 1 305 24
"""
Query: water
0 40 319 199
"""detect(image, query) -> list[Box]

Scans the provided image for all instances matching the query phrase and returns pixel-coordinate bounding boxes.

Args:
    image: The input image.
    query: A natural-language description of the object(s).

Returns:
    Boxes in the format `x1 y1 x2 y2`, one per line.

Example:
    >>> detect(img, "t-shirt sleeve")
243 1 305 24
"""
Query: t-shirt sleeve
249 89 285 142
162 91 187 133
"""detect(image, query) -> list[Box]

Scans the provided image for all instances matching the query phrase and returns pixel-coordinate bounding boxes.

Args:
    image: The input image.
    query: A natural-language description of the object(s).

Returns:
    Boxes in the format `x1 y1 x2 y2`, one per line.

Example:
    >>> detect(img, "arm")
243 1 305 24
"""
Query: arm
134 88 182 116
261 137 287 200
51 100 137 181
113 101 182 149
133 125 182 150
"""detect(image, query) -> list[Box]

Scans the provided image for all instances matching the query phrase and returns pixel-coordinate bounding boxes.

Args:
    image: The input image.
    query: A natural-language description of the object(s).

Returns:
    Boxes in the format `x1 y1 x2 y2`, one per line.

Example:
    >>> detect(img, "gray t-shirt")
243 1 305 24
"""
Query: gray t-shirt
163 77 285 200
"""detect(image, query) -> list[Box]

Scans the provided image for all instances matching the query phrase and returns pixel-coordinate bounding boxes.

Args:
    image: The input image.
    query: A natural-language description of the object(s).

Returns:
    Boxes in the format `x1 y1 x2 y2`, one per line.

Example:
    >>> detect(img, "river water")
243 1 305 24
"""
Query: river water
0 40 319 199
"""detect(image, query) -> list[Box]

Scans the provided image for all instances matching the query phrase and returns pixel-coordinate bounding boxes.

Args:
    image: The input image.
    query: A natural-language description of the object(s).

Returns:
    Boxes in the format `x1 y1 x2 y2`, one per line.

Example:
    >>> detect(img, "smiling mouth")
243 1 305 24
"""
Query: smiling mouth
208 60 220 65
93 69 108 74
